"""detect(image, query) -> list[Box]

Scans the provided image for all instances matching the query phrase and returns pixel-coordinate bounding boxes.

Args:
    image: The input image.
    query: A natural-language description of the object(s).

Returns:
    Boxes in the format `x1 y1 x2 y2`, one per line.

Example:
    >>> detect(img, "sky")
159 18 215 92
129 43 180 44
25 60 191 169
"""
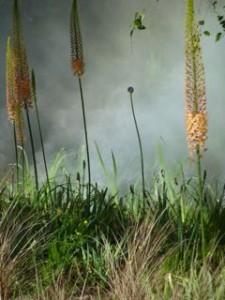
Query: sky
0 0 225 191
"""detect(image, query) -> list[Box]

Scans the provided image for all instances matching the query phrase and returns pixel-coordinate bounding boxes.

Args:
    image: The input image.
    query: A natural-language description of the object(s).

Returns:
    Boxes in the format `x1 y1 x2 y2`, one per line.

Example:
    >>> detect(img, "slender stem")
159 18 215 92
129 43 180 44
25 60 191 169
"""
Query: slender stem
21 140 25 192
78 75 91 200
129 90 146 200
196 146 205 260
17 119 25 192
13 121 19 190
82 159 86 198
24 103 39 190
33 93 50 188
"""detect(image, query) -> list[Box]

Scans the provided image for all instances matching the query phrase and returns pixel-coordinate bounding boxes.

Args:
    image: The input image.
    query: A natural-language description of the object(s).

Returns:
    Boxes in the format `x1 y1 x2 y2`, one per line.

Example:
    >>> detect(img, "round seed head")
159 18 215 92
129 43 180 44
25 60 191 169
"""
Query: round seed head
127 86 134 93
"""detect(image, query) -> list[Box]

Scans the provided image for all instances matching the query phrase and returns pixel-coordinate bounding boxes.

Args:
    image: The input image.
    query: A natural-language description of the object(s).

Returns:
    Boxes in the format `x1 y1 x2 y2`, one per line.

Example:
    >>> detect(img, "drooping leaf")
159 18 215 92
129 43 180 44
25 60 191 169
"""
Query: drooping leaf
203 30 210 36
212 1 217 10
130 11 146 36
217 15 224 22
215 32 222 42
198 20 205 26
130 28 134 37
220 20 225 29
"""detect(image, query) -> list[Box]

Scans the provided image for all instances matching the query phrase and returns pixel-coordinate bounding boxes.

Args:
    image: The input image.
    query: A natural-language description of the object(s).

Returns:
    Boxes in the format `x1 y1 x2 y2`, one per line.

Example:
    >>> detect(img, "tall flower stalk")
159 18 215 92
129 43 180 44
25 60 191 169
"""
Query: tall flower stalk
12 0 39 190
185 0 208 259
128 87 146 201
6 36 23 187
70 0 91 199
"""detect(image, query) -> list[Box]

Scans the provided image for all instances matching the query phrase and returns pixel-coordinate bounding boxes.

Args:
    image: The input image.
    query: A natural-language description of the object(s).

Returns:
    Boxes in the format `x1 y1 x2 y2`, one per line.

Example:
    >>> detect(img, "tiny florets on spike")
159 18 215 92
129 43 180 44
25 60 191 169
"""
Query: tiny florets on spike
12 0 32 108
6 37 16 123
6 36 26 143
184 0 208 158
71 58 85 76
70 0 85 76
186 111 207 153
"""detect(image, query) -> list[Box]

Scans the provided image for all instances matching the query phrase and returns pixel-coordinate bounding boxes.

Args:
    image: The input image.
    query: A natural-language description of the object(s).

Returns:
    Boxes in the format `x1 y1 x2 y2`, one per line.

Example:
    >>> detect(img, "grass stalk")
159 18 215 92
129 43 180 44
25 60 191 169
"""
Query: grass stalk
24 104 39 191
128 87 146 200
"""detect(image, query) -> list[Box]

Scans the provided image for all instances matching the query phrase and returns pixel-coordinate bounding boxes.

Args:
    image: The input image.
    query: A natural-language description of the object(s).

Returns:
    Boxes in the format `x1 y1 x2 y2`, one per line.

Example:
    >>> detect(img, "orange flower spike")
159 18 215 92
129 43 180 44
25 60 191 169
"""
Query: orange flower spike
185 0 208 157
6 37 16 123
6 36 26 143
70 0 85 76
12 0 32 107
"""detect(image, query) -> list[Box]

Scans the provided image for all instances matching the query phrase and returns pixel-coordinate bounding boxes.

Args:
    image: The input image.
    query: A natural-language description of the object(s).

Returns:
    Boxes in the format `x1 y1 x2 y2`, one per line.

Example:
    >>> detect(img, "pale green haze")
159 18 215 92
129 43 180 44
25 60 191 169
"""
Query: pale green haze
0 0 224 189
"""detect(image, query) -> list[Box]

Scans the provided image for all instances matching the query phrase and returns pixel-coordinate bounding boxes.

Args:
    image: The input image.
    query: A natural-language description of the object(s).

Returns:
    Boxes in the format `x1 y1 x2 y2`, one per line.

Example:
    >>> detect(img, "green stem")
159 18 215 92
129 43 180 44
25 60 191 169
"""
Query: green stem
78 76 91 201
21 140 25 192
196 146 205 260
24 103 39 191
128 89 146 200
33 84 50 190
13 121 19 190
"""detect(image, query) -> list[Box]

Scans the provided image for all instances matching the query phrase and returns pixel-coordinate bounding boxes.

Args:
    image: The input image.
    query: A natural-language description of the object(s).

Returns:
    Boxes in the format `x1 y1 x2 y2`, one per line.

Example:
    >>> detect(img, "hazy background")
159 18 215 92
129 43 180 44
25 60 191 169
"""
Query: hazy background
0 0 224 190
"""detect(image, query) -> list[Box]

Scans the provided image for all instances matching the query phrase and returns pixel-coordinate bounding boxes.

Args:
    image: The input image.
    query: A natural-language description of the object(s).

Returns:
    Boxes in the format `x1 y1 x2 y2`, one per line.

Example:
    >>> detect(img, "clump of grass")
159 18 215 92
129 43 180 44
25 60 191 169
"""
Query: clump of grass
0 200 46 299
105 214 172 300
184 0 208 259
70 0 91 200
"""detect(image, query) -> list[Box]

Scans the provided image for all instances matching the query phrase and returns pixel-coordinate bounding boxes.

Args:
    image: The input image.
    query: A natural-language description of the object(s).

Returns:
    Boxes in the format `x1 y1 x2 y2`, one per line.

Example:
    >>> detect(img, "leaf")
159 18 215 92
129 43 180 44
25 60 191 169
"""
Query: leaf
203 31 210 36
130 28 134 37
217 15 224 22
213 1 217 10
220 20 225 29
133 12 146 31
198 20 205 26
215 32 222 42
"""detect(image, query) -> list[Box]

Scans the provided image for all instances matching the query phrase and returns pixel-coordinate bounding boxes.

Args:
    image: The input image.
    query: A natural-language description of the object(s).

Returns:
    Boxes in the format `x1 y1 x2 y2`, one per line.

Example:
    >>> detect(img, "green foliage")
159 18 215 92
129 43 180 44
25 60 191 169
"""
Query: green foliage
2 159 225 297
198 1 225 42
130 11 146 37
